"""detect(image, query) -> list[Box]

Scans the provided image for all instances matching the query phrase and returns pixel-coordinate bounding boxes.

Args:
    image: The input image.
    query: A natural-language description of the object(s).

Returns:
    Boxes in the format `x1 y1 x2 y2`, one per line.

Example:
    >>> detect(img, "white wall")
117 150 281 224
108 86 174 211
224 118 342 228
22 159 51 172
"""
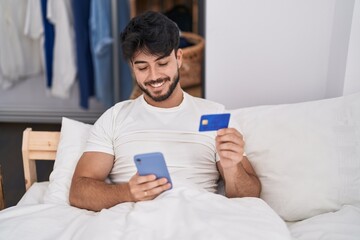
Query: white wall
344 0 360 95
205 0 359 109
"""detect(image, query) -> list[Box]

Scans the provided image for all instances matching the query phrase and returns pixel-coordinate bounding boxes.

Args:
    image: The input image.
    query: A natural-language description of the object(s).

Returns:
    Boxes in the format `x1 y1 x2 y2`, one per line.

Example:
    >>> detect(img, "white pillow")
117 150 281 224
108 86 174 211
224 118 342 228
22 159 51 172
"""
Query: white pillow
230 92 360 222
43 117 92 205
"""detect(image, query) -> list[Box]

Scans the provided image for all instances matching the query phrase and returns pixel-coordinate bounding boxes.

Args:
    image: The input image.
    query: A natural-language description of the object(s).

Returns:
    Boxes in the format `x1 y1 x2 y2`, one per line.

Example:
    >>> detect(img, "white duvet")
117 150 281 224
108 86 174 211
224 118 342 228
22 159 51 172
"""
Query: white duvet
0 186 291 240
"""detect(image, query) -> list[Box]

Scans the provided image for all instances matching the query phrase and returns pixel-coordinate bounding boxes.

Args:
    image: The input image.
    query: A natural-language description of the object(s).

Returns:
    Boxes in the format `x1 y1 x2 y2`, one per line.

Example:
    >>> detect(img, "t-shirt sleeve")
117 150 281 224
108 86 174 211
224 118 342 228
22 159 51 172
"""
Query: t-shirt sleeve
84 108 114 155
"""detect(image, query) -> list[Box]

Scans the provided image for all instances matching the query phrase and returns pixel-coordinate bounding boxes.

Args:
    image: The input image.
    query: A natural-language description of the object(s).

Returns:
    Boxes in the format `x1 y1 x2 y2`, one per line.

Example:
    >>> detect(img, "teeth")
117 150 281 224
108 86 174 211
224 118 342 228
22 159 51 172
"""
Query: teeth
150 80 165 88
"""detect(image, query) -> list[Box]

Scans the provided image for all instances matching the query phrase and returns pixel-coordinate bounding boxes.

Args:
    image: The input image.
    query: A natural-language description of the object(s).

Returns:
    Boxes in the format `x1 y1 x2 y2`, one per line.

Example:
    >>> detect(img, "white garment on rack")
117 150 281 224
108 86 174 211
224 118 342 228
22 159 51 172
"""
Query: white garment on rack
24 0 45 80
47 0 77 99
25 0 43 39
0 0 43 89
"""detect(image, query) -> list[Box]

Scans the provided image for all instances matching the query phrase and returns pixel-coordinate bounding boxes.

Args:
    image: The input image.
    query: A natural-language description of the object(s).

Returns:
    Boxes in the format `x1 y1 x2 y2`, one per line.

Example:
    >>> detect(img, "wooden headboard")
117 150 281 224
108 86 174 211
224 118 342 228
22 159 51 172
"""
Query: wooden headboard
21 128 60 191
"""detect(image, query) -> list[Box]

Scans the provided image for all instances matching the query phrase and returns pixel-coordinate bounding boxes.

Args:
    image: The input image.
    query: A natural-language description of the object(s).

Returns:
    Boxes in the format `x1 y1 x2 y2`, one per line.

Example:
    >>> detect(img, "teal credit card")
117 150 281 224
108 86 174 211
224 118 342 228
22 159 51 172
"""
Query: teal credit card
199 113 231 132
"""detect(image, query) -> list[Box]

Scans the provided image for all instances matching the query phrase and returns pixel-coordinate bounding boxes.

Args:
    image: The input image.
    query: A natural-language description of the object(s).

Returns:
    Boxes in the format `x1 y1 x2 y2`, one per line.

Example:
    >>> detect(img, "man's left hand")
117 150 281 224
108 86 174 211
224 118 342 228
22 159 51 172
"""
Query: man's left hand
215 128 245 169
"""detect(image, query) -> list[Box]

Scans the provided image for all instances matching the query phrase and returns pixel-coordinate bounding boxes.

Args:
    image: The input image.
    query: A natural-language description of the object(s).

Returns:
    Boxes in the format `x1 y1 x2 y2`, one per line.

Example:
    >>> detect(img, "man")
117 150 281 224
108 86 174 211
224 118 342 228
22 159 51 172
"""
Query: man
69 11 261 211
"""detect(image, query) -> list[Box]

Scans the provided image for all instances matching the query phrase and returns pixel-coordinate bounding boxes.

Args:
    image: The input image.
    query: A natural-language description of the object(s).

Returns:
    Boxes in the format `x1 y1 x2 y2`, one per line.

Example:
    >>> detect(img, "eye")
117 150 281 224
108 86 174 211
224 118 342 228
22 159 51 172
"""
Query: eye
137 66 148 71
158 62 168 67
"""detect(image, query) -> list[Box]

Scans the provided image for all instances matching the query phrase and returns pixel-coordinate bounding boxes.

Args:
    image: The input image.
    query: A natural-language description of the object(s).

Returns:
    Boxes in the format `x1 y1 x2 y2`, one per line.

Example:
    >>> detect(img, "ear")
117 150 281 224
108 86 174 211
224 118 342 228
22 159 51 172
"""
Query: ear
176 48 183 68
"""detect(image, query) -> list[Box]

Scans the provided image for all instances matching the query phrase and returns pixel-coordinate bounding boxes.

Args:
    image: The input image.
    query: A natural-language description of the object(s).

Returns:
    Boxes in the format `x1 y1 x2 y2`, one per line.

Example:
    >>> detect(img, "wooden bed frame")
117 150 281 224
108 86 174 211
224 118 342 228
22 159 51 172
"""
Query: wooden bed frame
21 128 60 191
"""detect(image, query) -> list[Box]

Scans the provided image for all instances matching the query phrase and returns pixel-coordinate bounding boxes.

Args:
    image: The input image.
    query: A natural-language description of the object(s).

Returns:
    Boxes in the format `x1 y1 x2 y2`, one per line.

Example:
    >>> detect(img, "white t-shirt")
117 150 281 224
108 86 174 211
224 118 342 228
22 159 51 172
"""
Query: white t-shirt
85 92 226 192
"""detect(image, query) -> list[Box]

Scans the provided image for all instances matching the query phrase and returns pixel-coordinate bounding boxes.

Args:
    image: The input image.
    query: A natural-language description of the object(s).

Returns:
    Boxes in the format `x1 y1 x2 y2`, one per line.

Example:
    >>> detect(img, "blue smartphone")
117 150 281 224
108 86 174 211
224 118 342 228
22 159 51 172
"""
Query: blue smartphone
199 113 231 132
133 152 172 189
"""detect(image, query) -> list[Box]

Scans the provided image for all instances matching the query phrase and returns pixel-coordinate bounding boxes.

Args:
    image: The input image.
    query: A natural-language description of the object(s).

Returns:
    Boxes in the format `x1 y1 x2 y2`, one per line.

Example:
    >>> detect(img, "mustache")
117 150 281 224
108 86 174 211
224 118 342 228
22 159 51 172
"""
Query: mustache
144 77 170 86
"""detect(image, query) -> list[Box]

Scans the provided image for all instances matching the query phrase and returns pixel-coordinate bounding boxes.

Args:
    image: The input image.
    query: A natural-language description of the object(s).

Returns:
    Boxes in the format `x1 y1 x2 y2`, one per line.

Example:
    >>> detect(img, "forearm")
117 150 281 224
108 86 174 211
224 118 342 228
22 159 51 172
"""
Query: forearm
222 162 261 198
69 176 132 211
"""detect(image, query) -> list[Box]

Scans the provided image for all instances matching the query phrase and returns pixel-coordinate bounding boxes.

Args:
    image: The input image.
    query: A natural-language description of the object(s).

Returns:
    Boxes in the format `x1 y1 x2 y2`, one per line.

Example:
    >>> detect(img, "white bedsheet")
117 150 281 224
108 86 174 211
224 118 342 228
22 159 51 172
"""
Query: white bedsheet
16 182 49 206
0 185 291 240
289 204 360 240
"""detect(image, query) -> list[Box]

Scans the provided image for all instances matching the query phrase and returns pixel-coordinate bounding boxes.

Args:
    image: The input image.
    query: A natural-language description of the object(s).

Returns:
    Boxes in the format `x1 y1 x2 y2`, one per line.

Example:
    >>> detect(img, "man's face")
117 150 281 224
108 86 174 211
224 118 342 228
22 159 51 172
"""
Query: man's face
131 49 183 103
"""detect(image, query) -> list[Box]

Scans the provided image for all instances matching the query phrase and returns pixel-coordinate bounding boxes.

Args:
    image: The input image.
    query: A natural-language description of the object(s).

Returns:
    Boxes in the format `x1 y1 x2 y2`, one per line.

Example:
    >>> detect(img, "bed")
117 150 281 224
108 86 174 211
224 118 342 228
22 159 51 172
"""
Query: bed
1 93 360 239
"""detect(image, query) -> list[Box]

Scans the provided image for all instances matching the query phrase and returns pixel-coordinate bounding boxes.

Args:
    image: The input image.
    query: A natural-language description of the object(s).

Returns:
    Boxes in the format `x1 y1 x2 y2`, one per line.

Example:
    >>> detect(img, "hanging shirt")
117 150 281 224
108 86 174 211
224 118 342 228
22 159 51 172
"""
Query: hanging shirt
25 0 43 42
90 0 133 107
40 0 55 88
117 0 133 101
0 0 42 88
47 0 77 99
24 0 45 80
90 0 114 107
72 0 95 109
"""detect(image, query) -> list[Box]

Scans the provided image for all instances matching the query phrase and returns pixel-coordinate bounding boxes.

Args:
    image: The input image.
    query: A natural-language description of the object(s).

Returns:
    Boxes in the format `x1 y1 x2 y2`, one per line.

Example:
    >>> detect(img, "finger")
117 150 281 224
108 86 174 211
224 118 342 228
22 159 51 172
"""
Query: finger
217 128 243 141
217 128 242 137
128 174 157 200
144 182 172 198
135 174 157 184
216 133 244 146
131 177 171 200
135 180 171 201
130 172 155 183
218 148 243 160
217 144 244 159
217 142 244 154
140 177 169 192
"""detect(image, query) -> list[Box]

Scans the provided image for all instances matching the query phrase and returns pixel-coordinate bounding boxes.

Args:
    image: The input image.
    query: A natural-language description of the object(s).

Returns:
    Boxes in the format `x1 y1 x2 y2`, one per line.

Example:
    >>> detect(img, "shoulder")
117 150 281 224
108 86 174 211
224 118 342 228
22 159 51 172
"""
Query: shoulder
112 99 137 115
186 93 225 113
95 99 137 126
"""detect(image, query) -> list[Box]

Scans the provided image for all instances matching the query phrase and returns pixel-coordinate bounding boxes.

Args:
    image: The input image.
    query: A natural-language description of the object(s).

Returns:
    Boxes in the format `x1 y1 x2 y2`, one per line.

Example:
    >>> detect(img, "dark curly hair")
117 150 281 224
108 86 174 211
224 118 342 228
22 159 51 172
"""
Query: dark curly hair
120 11 180 61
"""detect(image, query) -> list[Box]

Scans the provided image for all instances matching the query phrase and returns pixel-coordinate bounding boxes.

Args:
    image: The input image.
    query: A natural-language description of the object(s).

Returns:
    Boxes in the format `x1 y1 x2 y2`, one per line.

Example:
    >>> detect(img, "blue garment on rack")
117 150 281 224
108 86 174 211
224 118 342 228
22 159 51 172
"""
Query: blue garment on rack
40 0 55 88
90 0 114 107
72 0 95 109
117 0 133 101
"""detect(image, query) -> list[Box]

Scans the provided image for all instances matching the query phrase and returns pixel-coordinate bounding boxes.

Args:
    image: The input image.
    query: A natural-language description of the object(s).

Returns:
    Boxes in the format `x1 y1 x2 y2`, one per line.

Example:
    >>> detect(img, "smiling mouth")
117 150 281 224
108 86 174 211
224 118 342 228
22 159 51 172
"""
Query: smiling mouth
145 78 169 88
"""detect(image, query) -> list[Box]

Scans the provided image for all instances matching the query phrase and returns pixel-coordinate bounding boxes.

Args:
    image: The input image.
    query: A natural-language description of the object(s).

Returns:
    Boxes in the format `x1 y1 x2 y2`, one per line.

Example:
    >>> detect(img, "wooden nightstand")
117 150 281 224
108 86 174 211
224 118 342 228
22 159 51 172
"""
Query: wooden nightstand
0 164 4 210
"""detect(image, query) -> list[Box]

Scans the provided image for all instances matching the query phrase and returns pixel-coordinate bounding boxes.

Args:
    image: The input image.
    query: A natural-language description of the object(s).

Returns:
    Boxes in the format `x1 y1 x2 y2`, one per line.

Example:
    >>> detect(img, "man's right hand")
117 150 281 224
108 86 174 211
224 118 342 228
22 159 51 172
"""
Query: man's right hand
70 152 172 211
128 173 171 201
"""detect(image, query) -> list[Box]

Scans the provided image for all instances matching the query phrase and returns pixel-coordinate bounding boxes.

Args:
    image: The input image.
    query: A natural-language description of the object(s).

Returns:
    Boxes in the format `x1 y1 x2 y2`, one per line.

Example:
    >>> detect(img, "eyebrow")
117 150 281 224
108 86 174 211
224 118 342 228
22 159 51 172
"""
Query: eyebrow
133 54 170 65
133 60 147 65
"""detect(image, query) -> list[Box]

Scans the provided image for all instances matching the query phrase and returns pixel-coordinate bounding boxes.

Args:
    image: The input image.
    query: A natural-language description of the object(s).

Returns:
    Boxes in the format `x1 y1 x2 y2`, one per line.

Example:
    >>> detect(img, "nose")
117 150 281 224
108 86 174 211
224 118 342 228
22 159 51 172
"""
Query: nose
148 67 159 80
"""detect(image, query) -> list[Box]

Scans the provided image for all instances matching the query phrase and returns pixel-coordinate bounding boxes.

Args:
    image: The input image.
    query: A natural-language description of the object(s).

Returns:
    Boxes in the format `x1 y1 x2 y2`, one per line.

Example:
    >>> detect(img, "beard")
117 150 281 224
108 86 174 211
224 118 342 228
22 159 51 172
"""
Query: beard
137 69 180 102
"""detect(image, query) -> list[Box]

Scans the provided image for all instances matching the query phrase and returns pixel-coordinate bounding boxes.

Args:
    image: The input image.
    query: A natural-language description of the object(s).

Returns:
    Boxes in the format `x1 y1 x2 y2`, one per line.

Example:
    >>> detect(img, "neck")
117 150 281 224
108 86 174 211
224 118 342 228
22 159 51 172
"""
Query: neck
144 86 184 108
